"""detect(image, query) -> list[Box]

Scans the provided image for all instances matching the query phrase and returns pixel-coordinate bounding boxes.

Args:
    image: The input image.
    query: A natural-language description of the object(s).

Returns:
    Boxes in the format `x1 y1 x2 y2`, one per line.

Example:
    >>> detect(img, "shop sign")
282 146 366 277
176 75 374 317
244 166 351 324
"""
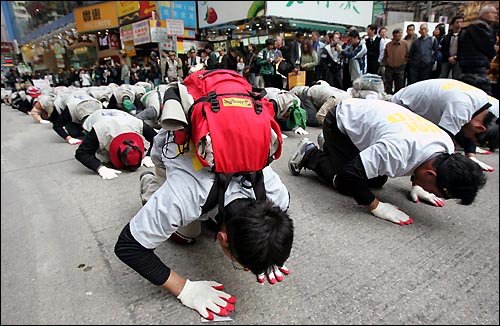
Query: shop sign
166 19 184 36
123 41 136 57
266 1 374 28
159 39 175 52
133 20 151 45
109 33 121 50
74 2 119 32
197 1 259 28
1 42 14 53
120 24 134 42
149 20 167 43
159 1 197 29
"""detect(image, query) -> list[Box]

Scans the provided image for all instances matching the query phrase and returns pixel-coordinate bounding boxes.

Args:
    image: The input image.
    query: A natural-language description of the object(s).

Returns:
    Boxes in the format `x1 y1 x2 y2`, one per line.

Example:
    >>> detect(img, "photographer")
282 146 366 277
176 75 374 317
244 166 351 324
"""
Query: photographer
319 32 343 89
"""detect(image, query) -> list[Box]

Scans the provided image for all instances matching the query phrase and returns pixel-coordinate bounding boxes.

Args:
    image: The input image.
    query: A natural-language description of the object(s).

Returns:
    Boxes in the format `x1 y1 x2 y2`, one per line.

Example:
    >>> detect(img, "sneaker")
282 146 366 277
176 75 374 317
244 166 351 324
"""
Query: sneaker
288 138 316 176
317 132 325 151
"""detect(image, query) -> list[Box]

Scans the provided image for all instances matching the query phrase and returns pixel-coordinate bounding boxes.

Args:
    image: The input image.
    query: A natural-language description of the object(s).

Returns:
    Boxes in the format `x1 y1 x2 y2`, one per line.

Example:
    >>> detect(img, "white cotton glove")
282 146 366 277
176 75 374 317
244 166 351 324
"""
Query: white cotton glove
97 166 122 180
177 279 236 320
39 119 51 124
410 185 445 207
475 147 492 155
293 126 309 135
67 137 82 145
141 156 155 168
257 265 290 284
469 156 494 172
370 201 413 226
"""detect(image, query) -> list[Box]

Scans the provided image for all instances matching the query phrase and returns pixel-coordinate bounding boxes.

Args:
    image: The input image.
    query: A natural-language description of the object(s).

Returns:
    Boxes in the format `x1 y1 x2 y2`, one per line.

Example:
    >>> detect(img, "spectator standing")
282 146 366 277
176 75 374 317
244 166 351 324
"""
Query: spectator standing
165 51 180 82
204 44 218 70
404 24 418 85
286 32 305 72
382 28 409 94
186 48 202 72
257 38 278 88
244 44 259 88
408 23 439 84
120 57 130 85
237 56 245 76
431 23 446 79
300 40 319 87
311 31 325 82
440 15 465 79
365 24 381 75
222 47 238 71
149 51 161 87
340 29 367 85
377 26 391 79
160 49 169 82
216 48 226 68
319 32 343 89
457 4 498 95
80 68 92 87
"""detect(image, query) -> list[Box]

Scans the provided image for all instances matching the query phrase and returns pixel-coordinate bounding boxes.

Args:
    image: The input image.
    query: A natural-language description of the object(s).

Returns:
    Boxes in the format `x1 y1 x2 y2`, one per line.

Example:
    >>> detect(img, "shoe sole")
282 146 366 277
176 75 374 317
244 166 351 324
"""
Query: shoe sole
288 138 310 176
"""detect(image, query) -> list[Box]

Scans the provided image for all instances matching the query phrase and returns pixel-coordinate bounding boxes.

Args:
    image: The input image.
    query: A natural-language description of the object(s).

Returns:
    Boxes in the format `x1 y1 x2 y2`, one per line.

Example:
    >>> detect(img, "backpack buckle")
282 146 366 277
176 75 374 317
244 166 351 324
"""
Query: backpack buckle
208 91 220 113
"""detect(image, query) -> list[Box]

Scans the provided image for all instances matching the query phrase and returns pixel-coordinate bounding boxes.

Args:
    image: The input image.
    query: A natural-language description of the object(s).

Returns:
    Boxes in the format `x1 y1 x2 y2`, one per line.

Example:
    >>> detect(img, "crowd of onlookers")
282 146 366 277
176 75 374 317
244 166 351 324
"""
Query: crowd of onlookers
2 4 498 99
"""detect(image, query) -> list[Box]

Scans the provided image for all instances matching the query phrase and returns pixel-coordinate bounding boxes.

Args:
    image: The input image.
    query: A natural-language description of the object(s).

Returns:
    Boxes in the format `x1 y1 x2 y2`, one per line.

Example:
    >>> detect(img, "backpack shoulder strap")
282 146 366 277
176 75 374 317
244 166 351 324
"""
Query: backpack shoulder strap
202 171 266 227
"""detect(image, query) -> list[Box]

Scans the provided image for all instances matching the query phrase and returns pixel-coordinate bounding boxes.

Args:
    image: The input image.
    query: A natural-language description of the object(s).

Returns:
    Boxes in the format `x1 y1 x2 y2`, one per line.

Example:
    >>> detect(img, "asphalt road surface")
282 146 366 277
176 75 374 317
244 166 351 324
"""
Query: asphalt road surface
1 103 499 325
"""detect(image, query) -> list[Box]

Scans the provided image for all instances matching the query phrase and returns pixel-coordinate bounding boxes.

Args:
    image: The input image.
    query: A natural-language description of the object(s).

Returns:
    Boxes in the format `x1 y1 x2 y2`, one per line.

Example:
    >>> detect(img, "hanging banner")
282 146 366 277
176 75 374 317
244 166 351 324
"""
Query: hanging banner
266 1 374 28
133 20 151 45
74 2 119 32
150 20 167 43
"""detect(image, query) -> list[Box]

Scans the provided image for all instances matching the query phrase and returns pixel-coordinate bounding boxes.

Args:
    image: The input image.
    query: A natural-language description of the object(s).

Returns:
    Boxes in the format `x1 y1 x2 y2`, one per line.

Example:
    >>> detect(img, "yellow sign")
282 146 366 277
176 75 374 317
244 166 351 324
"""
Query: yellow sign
74 2 119 33
222 98 253 108
117 1 139 17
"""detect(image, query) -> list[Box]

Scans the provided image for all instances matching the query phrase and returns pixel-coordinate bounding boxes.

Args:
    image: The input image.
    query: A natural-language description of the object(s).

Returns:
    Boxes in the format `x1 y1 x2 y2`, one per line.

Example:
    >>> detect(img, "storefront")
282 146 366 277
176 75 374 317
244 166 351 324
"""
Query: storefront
74 1 121 67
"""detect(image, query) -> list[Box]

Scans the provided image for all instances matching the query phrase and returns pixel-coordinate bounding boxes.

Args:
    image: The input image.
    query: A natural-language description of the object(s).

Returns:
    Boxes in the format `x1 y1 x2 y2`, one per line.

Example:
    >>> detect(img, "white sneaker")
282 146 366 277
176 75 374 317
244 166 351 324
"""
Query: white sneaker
288 138 316 176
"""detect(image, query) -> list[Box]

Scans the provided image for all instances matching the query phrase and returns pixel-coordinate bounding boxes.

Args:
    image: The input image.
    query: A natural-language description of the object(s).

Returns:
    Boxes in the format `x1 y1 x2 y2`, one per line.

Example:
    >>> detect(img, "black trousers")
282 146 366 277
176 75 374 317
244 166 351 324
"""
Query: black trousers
305 110 388 188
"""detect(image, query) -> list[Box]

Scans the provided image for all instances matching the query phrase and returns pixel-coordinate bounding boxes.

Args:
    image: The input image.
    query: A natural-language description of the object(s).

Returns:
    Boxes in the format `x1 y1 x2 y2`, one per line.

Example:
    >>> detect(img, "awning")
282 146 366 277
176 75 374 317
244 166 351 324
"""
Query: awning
19 13 75 46
288 20 347 34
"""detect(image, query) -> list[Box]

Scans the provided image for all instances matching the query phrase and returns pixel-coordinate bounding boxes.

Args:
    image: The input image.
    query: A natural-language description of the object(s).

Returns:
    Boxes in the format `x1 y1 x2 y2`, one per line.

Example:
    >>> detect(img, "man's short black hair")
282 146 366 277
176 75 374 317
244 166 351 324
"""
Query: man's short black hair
476 112 499 151
434 153 486 205
224 198 294 276
450 15 464 25
348 30 360 39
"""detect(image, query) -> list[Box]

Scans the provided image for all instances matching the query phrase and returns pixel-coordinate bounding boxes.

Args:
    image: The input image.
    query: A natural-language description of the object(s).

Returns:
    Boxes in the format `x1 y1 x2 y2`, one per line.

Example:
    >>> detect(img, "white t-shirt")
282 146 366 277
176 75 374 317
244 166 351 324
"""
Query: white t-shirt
391 79 499 136
130 129 290 249
336 98 454 179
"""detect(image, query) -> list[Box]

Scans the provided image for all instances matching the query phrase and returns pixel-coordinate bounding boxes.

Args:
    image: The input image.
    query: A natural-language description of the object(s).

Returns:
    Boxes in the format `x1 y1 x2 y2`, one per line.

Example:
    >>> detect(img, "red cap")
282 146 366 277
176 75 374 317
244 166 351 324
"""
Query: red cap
109 132 144 170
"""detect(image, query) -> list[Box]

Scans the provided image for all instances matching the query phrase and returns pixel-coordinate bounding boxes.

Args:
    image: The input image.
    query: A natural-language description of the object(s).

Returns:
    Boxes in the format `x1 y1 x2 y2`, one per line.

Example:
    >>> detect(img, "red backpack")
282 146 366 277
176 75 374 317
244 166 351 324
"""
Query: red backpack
183 69 283 215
